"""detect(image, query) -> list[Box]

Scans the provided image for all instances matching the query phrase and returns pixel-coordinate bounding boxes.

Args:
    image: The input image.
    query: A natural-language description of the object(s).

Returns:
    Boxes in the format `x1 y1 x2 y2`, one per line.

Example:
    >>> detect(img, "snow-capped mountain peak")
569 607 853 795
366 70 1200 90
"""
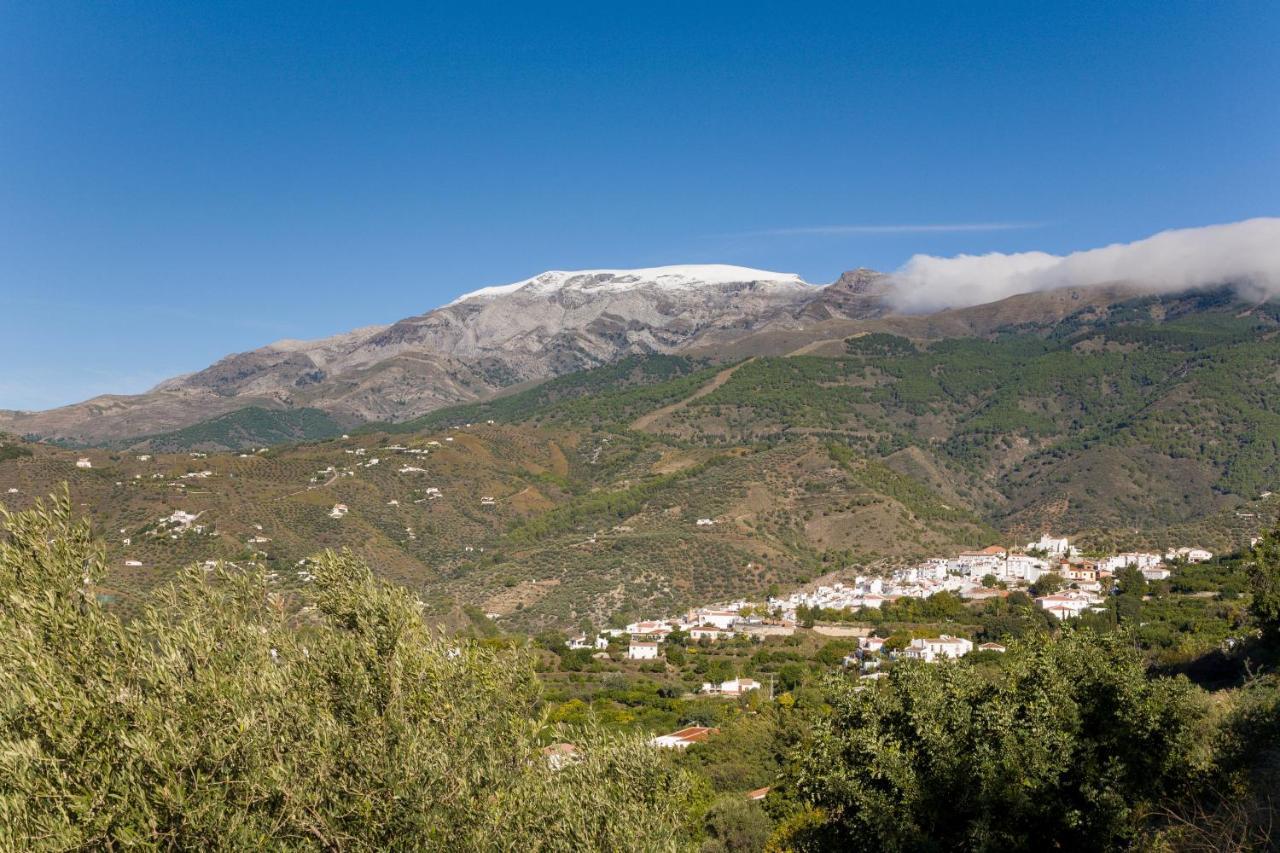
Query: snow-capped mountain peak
448 264 808 306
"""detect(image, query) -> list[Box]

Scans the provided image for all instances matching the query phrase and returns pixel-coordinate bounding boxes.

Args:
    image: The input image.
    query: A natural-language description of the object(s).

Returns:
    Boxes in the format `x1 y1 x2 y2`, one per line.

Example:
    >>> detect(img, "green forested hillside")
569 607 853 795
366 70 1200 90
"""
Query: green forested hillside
128 406 349 452
512 291 1280 542
376 355 712 434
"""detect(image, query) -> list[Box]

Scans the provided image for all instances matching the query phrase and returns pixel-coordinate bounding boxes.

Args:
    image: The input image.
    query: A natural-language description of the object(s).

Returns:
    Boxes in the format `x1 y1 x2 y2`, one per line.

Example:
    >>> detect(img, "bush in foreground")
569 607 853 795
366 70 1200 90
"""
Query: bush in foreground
778 631 1211 851
0 492 696 850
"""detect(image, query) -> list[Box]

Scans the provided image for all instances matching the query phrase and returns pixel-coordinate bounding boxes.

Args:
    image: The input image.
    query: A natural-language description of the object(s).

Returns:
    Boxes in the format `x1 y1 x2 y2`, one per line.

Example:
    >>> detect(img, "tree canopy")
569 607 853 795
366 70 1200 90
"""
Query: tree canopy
1247 524 1280 648
779 631 1210 852
0 492 696 850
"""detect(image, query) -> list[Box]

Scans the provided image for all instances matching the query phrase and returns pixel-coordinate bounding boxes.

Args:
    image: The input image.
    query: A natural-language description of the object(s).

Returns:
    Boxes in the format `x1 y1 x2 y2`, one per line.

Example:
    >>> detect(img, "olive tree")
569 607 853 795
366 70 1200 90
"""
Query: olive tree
0 492 696 851
1247 526 1280 646
778 631 1209 851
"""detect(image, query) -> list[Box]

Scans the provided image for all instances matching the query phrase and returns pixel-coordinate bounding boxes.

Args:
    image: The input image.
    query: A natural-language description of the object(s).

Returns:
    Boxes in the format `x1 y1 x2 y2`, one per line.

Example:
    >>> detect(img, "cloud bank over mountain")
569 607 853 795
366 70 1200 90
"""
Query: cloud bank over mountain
886 218 1280 313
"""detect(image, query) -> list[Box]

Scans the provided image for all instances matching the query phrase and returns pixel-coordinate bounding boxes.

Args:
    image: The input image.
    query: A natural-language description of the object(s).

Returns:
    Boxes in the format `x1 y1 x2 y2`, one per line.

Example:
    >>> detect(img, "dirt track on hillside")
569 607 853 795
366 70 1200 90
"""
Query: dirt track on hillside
629 358 753 432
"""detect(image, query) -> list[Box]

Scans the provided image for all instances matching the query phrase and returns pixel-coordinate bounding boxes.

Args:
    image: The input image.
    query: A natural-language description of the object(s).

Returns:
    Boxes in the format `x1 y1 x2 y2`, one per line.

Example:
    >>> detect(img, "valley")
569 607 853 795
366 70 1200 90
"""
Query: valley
3 285 1279 632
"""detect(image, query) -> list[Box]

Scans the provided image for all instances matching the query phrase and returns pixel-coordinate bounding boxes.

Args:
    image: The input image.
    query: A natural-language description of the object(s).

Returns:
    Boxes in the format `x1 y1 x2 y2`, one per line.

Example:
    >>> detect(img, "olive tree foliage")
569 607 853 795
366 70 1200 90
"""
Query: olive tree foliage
1247 524 1280 647
0 492 696 851
778 631 1210 852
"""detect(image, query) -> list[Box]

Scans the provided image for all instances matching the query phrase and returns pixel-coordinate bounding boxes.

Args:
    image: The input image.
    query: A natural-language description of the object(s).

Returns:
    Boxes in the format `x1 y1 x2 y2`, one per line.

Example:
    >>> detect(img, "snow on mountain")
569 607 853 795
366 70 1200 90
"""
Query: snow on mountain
5 263 849 444
448 264 809 305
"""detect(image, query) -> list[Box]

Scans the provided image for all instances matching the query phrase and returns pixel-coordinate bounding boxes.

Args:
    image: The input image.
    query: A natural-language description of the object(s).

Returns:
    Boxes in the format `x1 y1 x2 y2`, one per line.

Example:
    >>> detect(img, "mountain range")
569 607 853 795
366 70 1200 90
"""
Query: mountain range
0 265 906 446
3 268 1279 628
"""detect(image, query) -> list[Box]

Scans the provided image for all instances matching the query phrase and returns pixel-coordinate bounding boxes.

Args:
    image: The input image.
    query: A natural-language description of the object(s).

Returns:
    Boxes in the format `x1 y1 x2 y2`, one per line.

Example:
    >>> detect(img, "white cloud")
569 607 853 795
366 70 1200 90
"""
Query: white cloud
886 218 1280 313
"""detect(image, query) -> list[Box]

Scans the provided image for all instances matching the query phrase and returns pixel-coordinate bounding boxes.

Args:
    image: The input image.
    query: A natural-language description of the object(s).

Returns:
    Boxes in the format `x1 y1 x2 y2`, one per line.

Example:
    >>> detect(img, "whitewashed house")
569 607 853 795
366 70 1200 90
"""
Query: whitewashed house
1165 547 1214 563
1101 552 1163 572
702 677 761 697
628 641 660 661
1028 535 1072 556
626 620 672 637
858 636 888 654
1036 593 1095 619
955 546 1007 574
1003 554 1048 582
902 635 973 663
696 610 739 631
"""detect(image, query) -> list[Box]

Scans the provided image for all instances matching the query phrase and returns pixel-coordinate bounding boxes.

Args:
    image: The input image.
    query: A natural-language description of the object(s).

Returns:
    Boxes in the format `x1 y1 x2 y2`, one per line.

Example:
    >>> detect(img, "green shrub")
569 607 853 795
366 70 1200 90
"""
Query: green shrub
0 491 696 850
781 631 1209 851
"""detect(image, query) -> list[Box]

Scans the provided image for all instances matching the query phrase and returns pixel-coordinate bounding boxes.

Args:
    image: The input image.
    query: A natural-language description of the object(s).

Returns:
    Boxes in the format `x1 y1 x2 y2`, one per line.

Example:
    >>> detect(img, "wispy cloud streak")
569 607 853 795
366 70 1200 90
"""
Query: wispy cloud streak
738 222 1043 237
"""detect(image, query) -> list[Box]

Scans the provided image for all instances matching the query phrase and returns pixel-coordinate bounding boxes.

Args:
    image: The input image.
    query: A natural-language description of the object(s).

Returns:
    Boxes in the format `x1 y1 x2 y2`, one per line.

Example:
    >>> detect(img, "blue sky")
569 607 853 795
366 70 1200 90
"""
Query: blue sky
2 1 1277 409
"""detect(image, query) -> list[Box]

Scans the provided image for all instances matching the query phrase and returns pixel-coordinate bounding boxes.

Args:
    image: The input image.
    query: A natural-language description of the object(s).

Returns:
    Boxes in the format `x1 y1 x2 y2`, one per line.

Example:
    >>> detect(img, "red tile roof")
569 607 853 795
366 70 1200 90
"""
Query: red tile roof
668 726 718 743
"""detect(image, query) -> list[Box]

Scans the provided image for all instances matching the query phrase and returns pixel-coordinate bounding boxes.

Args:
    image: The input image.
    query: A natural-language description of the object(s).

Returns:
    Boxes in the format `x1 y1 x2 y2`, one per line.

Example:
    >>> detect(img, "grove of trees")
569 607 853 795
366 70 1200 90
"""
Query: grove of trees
0 493 696 850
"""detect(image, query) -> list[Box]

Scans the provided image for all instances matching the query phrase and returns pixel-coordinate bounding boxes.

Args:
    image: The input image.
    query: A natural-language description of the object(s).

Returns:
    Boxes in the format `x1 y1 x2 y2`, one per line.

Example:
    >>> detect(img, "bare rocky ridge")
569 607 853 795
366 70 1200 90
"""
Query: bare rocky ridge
0 265 1147 446
1 266 828 444
798 267 894 321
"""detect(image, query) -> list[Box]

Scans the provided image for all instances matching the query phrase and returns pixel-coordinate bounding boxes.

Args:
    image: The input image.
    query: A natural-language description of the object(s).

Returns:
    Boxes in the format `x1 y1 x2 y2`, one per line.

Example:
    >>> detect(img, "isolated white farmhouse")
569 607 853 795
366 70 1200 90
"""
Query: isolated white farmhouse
701 677 761 697
902 635 973 663
628 640 660 660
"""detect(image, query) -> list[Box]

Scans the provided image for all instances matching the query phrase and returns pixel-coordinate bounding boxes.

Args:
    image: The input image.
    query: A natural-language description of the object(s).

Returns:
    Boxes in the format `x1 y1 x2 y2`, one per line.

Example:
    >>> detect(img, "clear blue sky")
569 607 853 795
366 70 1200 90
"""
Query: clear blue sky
2 1 1277 409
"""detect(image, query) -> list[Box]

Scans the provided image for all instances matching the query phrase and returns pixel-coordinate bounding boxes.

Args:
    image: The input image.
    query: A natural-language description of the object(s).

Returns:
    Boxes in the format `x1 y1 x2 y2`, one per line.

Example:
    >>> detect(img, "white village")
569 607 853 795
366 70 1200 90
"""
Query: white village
583 533 1218 714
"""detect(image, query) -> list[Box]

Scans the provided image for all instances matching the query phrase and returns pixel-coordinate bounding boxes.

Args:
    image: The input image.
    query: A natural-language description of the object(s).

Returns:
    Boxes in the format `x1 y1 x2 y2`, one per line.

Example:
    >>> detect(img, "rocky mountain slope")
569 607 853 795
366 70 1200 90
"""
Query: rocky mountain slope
0 263 1148 450
2 265 863 446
